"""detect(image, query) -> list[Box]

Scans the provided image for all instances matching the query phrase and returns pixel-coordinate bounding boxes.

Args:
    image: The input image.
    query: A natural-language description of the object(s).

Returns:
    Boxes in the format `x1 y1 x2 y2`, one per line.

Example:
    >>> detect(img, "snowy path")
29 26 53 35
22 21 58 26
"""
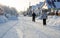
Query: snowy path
0 20 18 38
0 16 60 38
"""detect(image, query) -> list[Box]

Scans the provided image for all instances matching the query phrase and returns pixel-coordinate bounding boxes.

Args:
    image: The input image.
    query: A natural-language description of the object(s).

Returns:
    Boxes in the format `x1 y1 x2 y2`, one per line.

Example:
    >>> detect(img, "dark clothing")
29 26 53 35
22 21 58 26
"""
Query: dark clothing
32 13 36 22
43 19 46 25
51 1 56 8
56 10 58 16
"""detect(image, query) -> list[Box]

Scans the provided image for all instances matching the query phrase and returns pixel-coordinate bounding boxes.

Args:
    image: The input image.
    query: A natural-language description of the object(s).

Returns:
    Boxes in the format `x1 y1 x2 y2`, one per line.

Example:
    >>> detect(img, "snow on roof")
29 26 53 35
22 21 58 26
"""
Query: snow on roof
36 2 44 7
54 2 60 8
31 2 44 10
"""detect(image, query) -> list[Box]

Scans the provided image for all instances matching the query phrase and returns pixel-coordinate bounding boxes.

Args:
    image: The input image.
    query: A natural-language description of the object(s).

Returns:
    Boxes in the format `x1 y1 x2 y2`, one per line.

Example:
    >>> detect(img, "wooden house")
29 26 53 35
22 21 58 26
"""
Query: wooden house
41 0 60 16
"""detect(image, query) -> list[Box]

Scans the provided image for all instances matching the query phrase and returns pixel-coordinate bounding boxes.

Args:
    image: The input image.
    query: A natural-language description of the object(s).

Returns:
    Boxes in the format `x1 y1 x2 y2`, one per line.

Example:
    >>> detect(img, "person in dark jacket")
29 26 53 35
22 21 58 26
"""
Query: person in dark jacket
56 10 58 16
32 12 36 22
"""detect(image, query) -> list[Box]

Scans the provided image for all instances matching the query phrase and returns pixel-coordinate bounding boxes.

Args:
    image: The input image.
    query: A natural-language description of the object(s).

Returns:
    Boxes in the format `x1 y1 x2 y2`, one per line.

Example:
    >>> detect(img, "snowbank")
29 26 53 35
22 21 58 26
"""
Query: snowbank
8 16 18 20
45 15 60 31
36 15 60 30
5 14 18 20
0 15 60 38
0 15 8 23
36 15 43 20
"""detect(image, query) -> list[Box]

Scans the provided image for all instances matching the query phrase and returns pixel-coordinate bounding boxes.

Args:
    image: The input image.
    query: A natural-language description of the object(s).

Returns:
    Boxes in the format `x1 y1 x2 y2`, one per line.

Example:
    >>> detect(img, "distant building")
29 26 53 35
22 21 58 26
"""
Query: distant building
27 0 60 16
27 2 44 16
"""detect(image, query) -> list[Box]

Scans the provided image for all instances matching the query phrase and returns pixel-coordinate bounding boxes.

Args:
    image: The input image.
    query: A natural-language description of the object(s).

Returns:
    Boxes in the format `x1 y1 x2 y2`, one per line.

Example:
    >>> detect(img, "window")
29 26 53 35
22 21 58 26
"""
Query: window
57 0 60 2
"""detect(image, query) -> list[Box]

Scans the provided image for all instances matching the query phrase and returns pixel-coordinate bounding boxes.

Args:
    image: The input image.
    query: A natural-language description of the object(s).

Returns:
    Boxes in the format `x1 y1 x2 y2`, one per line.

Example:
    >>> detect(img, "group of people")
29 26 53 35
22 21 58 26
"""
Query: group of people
32 10 48 25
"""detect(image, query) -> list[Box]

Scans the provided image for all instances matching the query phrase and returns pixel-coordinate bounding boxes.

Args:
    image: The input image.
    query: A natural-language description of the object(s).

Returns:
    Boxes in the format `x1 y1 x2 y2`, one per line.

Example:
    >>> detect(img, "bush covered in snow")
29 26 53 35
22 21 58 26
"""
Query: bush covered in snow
0 5 19 20
0 15 8 23
5 14 18 20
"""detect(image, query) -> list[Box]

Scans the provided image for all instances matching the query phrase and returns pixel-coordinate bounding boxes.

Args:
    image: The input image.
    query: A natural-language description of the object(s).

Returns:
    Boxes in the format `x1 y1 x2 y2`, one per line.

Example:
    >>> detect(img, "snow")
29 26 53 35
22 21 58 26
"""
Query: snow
47 15 60 30
36 15 43 20
5 14 18 20
0 15 8 23
0 14 18 23
0 15 60 38
7 16 18 20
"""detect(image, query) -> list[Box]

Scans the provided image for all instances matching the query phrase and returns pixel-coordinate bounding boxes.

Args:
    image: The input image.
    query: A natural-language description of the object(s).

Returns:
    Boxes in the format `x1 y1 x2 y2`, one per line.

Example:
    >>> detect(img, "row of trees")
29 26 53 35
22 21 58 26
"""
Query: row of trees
0 5 18 17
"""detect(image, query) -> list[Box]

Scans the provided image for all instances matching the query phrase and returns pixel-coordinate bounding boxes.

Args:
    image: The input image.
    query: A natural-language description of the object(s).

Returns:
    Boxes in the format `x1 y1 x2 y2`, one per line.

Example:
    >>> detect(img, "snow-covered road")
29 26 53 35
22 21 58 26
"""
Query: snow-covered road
0 16 60 38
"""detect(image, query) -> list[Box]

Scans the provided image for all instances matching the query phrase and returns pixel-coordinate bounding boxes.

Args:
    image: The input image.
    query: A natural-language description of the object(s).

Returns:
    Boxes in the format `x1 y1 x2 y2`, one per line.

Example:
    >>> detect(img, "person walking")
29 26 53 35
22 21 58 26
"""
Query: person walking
56 10 58 16
41 10 48 25
32 12 36 22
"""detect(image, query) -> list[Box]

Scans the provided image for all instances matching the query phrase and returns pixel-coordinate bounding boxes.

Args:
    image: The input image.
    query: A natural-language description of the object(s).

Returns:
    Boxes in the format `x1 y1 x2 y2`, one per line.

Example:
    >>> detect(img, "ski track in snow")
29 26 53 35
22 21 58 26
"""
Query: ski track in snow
0 16 60 38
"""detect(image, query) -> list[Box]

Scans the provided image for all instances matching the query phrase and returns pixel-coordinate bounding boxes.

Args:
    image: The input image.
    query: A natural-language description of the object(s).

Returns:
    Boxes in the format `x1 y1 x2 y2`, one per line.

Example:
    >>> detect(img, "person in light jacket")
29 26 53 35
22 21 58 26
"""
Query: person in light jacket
41 10 48 25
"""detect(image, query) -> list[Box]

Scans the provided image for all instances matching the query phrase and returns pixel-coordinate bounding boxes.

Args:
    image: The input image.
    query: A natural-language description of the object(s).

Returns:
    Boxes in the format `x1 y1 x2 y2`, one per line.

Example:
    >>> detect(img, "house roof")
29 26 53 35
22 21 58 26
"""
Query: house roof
31 2 44 10
54 2 60 8
46 0 60 9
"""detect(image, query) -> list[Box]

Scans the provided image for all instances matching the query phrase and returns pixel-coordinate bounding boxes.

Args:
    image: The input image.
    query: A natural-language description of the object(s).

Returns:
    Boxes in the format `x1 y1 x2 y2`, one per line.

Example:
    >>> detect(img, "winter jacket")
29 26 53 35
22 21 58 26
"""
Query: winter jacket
41 12 48 19
32 13 36 17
